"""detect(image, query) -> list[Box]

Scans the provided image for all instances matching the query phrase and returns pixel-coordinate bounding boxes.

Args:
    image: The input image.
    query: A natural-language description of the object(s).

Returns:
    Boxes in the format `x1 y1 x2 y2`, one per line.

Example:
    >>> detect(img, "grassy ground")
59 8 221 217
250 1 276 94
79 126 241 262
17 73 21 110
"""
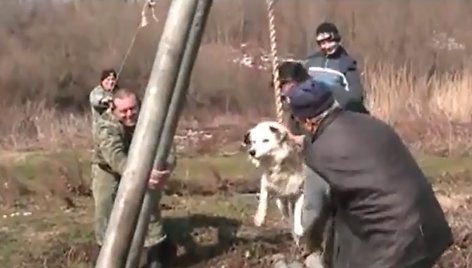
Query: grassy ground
0 150 471 267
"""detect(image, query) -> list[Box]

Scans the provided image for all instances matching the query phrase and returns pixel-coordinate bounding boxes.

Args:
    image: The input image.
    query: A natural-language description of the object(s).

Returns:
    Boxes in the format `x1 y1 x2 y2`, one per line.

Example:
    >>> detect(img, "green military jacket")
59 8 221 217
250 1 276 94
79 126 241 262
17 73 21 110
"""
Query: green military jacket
92 110 177 175
89 85 114 130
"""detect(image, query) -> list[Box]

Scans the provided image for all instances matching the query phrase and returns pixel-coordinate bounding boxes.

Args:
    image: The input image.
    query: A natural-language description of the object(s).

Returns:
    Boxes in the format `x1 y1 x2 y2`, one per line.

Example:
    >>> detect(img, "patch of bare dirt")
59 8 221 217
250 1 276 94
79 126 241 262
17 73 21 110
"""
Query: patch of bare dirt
12 214 297 268
17 199 471 268
16 240 99 268
5 197 472 268
163 214 297 267
1 157 471 267
434 207 472 268
164 174 260 197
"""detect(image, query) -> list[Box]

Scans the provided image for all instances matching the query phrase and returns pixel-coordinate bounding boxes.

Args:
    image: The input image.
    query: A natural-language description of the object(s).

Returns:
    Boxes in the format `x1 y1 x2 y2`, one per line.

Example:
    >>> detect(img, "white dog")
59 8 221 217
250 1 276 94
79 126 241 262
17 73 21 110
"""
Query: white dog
243 121 306 239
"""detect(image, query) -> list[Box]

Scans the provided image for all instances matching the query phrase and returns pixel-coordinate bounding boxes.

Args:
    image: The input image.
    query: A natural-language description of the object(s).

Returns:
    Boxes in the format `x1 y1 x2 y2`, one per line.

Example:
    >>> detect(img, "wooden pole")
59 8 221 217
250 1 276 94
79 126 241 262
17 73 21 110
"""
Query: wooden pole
94 1 199 267
124 0 214 267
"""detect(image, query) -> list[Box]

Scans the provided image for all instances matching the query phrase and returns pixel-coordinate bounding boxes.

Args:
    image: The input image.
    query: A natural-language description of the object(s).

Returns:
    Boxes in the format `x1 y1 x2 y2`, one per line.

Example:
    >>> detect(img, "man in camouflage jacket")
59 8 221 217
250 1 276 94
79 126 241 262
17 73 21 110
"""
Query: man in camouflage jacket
89 69 118 130
91 88 176 267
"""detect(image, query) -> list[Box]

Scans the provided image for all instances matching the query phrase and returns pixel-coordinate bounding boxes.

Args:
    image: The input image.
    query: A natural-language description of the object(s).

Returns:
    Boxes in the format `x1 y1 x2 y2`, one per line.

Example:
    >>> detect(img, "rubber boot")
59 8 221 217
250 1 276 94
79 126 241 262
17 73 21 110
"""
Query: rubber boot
146 244 163 268
146 239 177 268
92 245 101 266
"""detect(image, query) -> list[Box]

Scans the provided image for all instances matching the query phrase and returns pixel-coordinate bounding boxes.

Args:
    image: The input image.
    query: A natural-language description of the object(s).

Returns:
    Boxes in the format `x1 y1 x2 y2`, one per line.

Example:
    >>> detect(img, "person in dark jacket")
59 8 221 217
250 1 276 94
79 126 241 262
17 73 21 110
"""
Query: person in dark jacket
304 22 369 114
278 61 369 119
277 61 333 255
276 61 371 255
283 84 453 268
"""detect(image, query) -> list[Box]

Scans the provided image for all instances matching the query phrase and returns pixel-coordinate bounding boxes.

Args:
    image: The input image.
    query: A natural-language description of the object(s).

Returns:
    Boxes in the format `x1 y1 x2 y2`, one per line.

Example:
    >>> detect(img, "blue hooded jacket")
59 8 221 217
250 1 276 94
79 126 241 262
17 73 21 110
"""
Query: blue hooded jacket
304 47 369 114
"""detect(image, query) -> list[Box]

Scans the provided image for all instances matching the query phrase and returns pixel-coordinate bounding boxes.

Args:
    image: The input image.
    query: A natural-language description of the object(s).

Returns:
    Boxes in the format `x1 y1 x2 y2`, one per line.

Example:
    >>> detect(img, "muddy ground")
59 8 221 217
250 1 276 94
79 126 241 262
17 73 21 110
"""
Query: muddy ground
0 150 471 268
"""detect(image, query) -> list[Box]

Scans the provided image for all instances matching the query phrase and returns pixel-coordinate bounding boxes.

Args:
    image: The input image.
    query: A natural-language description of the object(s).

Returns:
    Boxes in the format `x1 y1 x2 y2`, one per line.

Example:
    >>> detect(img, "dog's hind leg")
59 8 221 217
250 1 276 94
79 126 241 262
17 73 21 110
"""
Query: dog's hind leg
293 193 305 237
254 174 269 227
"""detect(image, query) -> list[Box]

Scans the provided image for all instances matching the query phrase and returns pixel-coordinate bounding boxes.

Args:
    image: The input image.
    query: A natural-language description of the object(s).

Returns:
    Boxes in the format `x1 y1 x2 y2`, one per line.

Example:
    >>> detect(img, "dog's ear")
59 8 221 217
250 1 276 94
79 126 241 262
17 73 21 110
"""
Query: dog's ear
242 131 251 146
269 126 279 135
269 126 288 143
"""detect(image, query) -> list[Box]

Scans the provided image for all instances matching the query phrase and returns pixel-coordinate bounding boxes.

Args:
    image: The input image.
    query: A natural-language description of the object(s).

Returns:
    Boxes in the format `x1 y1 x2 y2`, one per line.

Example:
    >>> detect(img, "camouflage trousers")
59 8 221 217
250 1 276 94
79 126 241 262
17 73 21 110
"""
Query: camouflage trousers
91 164 166 248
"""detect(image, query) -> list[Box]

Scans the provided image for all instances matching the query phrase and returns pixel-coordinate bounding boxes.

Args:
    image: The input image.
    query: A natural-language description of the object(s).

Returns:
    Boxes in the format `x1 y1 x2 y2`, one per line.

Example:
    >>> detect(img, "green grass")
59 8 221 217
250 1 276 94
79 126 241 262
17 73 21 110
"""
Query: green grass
2 150 252 185
0 231 20 262
0 149 471 267
416 154 472 177
174 153 250 180
2 149 472 184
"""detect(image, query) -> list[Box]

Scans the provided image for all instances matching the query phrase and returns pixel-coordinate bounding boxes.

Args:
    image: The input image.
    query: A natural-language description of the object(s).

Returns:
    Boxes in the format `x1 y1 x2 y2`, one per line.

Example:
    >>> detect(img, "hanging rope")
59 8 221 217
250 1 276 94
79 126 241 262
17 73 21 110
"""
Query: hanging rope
265 0 284 125
265 1 307 247
116 0 159 82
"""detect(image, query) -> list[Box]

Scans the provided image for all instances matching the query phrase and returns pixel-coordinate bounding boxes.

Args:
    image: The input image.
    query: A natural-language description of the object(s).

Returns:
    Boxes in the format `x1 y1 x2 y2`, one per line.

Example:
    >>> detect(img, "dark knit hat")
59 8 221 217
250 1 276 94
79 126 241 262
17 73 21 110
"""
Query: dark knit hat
286 79 334 119
315 22 341 42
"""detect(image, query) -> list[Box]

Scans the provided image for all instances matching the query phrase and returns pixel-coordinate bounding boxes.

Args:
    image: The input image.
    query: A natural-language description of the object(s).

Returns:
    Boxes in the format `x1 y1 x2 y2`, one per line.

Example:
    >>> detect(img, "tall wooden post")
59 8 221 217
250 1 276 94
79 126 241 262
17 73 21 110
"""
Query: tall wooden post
124 0 214 267
94 1 199 267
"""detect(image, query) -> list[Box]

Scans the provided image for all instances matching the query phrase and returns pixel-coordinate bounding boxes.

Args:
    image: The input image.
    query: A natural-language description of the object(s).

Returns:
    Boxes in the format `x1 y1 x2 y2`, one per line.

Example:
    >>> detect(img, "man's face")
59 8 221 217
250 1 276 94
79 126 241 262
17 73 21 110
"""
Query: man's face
280 81 297 95
317 39 339 55
294 116 317 133
101 74 117 91
112 95 139 127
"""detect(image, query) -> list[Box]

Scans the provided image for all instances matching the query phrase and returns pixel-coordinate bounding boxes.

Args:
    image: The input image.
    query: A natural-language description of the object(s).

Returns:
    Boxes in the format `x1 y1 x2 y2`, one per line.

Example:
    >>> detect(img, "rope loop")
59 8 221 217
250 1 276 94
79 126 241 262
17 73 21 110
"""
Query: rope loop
117 0 159 82
140 0 159 28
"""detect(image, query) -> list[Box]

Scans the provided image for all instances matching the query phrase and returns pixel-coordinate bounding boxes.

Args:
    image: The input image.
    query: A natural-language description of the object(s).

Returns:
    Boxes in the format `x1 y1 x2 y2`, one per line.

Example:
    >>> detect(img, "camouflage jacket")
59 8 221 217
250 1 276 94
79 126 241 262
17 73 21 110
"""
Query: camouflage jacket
92 111 177 175
89 85 114 129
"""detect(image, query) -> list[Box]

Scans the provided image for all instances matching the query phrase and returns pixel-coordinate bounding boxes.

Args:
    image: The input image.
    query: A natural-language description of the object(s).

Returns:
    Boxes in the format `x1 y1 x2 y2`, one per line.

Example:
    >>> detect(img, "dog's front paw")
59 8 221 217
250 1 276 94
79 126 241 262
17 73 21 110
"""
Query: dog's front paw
293 234 302 247
254 211 266 227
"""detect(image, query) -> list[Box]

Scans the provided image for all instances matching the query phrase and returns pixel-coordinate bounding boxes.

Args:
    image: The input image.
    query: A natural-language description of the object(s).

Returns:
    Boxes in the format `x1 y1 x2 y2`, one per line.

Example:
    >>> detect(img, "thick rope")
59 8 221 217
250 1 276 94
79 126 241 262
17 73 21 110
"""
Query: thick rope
265 0 284 125
116 0 159 82
266 0 303 244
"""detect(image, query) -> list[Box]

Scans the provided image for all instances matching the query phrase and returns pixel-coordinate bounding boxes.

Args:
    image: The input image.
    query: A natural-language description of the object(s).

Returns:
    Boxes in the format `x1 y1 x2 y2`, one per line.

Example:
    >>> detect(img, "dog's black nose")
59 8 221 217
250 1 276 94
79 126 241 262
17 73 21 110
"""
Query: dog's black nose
249 149 256 156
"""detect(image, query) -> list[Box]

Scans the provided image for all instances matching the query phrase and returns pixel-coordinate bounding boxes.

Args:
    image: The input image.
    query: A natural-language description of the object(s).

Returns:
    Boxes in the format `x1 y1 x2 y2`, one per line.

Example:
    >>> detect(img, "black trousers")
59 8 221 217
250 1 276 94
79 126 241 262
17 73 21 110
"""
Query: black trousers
329 218 438 268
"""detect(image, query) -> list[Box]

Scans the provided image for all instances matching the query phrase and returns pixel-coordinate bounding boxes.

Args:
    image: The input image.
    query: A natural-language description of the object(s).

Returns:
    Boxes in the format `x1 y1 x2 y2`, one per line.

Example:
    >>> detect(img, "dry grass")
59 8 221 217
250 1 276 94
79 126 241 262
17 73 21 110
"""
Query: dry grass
0 0 472 154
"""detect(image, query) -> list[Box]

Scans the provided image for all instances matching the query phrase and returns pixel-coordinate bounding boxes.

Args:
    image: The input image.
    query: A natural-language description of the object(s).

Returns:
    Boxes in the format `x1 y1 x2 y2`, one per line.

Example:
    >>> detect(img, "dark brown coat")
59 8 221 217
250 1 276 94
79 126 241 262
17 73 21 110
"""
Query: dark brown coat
303 110 453 268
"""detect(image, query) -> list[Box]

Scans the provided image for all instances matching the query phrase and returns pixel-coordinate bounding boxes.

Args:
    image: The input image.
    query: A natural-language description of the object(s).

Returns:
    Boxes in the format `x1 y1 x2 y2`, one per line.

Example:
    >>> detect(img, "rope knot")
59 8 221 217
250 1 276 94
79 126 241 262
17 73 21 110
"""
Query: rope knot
147 0 156 8
140 0 159 28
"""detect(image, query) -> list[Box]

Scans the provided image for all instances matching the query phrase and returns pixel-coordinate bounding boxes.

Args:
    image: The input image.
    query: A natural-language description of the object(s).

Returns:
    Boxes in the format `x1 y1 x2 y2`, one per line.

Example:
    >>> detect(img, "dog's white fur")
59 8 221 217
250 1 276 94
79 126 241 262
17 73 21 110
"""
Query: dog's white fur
243 121 306 238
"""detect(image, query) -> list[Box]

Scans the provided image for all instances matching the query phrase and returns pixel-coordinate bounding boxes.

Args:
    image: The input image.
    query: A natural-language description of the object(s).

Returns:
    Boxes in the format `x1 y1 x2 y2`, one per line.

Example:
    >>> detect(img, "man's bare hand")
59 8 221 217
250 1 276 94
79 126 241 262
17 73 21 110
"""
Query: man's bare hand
148 169 170 190
280 124 305 146
290 134 305 146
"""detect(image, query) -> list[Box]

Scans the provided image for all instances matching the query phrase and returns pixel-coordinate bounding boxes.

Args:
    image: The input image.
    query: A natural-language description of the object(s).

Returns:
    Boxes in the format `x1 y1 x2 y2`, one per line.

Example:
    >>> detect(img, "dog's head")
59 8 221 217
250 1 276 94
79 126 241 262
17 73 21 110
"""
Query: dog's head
242 121 290 162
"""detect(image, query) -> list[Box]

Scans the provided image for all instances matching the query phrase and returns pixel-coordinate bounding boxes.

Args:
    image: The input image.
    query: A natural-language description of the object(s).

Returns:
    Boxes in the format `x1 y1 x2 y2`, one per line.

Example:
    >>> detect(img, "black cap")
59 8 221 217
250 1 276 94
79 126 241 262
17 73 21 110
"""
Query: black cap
315 22 341 42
